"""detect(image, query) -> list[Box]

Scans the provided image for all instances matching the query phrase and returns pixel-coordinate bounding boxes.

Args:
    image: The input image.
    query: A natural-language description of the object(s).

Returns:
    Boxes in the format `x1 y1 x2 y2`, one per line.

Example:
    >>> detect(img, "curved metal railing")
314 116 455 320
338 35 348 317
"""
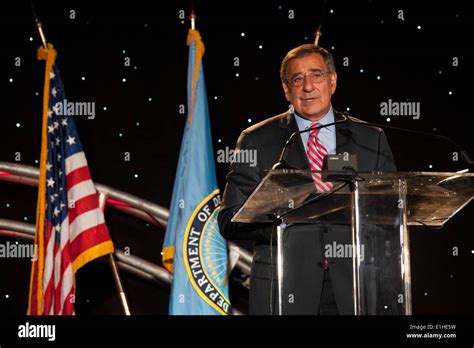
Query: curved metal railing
0 161 251 314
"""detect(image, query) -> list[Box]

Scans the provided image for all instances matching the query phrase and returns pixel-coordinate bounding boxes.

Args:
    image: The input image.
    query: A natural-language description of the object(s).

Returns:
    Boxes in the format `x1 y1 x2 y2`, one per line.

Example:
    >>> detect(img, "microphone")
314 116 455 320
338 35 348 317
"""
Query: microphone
272 114 349 170
346 117 474 172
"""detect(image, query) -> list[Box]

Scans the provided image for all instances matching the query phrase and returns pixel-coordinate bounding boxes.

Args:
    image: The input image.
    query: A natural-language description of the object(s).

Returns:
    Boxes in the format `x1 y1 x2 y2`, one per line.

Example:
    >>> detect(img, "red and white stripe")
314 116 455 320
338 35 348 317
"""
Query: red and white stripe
306 123 333 192
41 151 108 315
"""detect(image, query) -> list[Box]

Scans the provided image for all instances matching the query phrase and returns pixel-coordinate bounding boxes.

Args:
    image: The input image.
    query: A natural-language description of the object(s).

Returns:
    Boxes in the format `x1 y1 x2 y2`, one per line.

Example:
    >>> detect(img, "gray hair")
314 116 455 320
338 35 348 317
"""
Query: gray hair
280 44 336 81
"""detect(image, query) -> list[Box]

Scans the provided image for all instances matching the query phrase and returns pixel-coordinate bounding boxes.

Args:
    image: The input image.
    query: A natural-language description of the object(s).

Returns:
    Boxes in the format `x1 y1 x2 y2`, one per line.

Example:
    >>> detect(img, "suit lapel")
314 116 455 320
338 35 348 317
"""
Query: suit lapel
278 111 310 170
335 111 353 154
278 110 354 169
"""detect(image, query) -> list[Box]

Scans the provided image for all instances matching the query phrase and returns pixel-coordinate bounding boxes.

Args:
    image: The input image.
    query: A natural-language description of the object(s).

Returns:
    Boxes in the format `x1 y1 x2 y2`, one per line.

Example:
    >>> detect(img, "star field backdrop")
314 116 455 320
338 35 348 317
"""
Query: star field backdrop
0 0 473 315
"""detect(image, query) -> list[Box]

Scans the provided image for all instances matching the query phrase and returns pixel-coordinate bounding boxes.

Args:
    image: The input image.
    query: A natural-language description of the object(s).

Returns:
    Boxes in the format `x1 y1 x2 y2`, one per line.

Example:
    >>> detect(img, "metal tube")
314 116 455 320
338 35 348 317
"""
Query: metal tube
108 254 131 315
276 220 286 315
0 221 246 315
115 250 172 284
399 179 412 315
0 161 254 275
0 222 171 284
351 181 361 315
98 193 131 315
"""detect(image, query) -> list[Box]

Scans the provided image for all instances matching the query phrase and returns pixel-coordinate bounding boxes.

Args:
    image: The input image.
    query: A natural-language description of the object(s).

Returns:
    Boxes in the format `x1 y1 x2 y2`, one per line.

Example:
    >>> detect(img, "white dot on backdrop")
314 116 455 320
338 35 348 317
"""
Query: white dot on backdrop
218 139 222 143
81 76 85 81
118 133 123 137
386 118 391 122
248 118 252 123
5 294 9 299
122 78 126 82
103 107 107 111
122 50 126 54
235 73 239 77
377 76 381 80
148 97 152 101
241 32 245 37
29 37 33 42
214 96 218 100
136 122 140 126
134 174 138 178
417 25 422 30
429 164 433 169
9 78 13 83
258 45 263 49
360 69 364 73
448 91 453 95
16 123 20 128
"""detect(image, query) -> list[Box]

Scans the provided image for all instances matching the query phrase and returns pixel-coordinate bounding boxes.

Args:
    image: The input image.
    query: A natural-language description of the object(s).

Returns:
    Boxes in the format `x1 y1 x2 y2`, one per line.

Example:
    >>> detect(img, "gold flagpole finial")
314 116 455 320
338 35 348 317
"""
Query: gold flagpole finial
190 0 196 30
314 28 322 46
190 11 196 30
30 1 48 48
314 0 327 46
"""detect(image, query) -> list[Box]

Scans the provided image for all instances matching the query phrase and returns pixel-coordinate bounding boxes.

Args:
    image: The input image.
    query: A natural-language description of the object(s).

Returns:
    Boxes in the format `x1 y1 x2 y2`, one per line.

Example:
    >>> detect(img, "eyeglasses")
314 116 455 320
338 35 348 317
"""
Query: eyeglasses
285 71 332 87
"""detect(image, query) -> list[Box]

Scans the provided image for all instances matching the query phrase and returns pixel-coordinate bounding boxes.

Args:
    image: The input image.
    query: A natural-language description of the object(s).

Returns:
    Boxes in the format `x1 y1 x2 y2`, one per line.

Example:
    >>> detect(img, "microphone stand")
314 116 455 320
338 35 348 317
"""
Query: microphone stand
272 114 349 170
347 118 474 172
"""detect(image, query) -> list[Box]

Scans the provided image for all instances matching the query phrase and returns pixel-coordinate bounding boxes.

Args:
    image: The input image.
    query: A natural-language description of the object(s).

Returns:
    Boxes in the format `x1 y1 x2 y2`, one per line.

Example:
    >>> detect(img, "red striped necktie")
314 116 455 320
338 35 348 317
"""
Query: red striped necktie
306 122 333 192
307 122 332 271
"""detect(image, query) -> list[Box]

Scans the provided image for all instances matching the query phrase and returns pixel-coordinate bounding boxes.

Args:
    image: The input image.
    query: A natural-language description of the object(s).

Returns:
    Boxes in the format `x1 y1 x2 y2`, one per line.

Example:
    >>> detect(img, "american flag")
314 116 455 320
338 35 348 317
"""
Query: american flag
28 48 114 315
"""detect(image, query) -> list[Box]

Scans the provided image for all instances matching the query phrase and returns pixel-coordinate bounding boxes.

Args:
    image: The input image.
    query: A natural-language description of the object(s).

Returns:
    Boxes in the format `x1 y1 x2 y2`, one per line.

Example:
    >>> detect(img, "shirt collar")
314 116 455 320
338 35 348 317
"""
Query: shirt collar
293 105 335 132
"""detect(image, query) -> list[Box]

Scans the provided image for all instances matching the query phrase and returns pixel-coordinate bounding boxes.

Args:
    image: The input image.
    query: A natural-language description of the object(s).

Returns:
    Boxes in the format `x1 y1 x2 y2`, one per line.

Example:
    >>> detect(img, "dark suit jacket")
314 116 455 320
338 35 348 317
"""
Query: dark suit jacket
218 110 396 315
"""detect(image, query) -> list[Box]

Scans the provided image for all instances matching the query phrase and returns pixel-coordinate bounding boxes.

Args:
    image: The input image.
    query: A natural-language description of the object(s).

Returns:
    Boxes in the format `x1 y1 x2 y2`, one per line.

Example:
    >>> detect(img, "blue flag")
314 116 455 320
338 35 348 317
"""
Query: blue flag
162 29 231 315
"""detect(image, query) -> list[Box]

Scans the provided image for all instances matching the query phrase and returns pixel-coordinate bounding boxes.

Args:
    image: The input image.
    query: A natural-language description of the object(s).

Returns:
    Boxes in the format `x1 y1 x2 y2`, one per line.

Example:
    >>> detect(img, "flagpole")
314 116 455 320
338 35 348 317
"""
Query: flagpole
314 0 327 46
30 5 131 316
98 193 132 315
30 1 47 49
314 24 322 46
190 1 196 30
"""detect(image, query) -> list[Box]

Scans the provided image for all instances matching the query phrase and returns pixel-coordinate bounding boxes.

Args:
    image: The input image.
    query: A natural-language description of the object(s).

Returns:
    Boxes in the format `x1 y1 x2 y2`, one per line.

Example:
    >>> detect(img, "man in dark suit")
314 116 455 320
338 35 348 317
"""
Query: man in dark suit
218 44 396 315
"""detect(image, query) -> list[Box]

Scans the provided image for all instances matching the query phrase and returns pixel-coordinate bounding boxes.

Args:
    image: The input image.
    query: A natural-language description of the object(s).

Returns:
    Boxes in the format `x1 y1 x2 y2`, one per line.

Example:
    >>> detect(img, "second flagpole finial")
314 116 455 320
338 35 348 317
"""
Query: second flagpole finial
190 12 196 30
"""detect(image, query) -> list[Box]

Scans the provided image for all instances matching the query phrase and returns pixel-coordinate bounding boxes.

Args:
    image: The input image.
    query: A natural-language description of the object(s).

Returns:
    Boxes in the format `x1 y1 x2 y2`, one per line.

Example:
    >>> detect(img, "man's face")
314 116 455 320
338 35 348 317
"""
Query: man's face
282 53 337 121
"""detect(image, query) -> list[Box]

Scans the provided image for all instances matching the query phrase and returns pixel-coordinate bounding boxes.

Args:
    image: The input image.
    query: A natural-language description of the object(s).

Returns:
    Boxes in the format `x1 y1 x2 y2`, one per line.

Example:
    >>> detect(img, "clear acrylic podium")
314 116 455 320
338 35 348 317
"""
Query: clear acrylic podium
232 169 474 315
